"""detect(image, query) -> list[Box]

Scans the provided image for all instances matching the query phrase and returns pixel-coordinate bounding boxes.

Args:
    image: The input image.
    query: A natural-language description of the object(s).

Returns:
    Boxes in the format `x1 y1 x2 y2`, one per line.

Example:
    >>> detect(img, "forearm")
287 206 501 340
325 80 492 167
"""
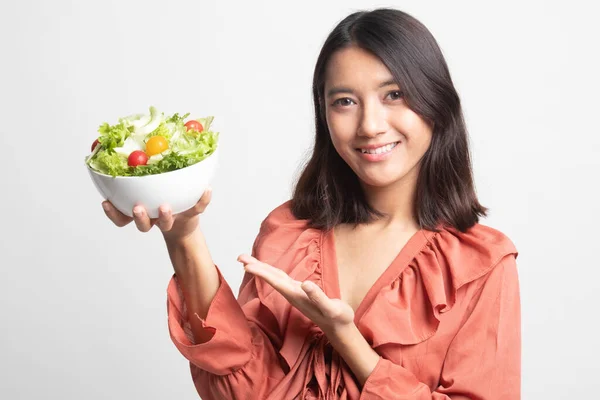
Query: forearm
327 324 380 387
164 228 220 343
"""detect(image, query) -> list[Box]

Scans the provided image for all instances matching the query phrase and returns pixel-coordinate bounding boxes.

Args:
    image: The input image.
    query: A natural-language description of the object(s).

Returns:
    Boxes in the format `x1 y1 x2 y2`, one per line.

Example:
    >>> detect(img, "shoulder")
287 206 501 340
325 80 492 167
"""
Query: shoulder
257 200 307 233
251 200 320 266
427 222 519 288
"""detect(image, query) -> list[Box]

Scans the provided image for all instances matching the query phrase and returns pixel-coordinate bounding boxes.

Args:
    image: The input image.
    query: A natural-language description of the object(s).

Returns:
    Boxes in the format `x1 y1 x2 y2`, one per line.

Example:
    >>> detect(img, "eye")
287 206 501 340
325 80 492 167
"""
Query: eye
386 90 404 101
332 97 356 107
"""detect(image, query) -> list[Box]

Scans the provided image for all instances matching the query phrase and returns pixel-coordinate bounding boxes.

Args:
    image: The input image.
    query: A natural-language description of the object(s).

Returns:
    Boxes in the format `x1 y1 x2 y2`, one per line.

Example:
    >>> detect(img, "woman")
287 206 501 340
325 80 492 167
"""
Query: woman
103 8 520 400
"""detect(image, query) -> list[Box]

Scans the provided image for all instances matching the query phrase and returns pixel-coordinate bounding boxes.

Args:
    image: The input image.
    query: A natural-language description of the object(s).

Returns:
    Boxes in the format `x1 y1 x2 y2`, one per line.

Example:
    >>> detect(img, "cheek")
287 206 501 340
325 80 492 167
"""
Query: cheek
394 111 432 152
326 112 356 148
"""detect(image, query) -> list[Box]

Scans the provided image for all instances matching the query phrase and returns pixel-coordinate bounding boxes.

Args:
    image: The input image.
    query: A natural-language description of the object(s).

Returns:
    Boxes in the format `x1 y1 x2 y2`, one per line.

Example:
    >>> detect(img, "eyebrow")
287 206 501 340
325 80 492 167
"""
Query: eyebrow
326 79 398 98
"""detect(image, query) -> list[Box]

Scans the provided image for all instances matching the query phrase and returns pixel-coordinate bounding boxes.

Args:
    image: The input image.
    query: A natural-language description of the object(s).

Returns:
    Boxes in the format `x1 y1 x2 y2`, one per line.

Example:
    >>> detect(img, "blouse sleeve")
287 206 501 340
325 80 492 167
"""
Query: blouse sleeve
359 255 521 400
166 234 286 399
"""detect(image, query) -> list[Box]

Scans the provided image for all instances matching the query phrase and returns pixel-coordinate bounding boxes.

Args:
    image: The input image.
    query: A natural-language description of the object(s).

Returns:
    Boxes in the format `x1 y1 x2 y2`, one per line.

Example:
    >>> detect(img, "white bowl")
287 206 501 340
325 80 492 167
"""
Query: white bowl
86 147 219 218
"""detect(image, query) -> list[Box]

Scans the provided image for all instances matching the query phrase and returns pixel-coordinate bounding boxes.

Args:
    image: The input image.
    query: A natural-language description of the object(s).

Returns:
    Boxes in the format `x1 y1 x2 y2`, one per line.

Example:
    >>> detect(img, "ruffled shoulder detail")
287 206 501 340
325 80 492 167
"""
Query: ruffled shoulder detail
243 200 324 368
359 223 518 348
251 200 318 268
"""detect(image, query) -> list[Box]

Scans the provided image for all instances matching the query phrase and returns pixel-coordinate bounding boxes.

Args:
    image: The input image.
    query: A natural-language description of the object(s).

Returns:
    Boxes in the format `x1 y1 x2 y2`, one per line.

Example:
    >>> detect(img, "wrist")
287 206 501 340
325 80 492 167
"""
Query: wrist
163 224 202 248
326 323 380 387
163 227 214 278
325 322 360 347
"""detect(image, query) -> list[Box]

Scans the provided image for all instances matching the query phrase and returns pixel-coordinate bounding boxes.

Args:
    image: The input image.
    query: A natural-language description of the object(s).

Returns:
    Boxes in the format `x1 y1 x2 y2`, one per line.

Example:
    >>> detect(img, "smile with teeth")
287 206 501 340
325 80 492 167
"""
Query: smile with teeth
358 142 400 155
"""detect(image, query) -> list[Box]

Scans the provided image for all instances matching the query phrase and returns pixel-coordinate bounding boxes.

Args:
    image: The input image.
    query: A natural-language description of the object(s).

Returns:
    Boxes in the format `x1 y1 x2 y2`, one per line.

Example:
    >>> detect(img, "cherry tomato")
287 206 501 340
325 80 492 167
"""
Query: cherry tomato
184 120 203 132
145 136 169 157
128 150 148 167
91 138 100 152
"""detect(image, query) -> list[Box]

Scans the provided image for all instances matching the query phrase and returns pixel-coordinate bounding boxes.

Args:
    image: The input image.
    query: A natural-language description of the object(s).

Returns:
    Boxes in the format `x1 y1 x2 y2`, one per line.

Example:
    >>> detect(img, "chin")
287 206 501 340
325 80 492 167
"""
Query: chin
356 173 404 189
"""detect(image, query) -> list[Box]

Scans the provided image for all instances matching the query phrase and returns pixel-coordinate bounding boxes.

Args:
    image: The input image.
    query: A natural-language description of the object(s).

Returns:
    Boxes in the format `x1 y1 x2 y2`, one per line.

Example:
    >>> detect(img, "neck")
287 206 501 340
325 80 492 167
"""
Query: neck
361 169 420 232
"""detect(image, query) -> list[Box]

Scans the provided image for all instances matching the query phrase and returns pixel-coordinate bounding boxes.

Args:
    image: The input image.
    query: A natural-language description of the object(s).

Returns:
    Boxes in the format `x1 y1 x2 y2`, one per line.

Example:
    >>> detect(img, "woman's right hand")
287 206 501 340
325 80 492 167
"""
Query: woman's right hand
102 188 213 243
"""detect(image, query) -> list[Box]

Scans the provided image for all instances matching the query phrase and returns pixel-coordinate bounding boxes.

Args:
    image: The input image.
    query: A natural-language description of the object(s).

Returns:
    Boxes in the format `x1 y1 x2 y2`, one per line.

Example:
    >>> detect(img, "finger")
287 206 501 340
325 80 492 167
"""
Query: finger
132 206 154 233
238 254 298 293
301 281 336 317
237 254 259 265
102 201 132 227
155 205 174 232
189 187 212 215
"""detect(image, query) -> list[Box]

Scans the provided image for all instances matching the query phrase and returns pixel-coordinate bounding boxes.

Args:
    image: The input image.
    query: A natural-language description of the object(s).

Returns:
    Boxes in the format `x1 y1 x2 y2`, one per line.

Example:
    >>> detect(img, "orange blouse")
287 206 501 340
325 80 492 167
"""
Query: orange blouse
167 201 520 399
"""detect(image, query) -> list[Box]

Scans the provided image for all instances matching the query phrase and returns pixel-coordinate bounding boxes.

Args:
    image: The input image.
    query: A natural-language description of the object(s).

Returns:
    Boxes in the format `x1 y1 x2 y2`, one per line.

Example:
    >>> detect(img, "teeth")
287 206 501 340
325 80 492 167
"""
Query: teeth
361 142 398 154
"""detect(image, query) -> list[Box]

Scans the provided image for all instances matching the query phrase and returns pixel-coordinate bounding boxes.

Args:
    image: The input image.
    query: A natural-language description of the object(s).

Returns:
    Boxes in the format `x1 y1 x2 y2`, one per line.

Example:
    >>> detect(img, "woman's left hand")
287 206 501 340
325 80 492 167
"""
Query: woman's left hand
237 254 355 336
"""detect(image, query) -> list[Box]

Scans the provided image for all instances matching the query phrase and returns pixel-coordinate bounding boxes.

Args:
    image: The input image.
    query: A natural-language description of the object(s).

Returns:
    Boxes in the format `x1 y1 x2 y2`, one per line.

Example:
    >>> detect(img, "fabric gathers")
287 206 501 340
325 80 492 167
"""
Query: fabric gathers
166 200 520 399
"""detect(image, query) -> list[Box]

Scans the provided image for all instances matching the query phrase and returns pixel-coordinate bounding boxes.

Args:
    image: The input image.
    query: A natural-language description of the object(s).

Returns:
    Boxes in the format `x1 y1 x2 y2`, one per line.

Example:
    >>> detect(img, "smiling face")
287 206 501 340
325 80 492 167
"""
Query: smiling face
324 46 433 191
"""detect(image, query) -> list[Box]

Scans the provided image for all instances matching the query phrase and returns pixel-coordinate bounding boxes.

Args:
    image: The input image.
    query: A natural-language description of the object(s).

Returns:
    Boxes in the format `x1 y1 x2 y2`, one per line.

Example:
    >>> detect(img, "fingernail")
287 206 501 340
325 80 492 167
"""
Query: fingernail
102 202 110 212
133 207 143 217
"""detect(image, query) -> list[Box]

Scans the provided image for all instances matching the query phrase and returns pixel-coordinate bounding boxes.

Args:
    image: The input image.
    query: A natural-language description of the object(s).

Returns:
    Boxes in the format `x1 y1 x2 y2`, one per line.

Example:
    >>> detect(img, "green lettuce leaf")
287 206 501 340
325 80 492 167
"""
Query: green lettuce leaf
97 121 131 152
89 151 129 177
130 152 190 176
171 129 219 159
166 112 190 125
145 122 172 141
196 116 214 131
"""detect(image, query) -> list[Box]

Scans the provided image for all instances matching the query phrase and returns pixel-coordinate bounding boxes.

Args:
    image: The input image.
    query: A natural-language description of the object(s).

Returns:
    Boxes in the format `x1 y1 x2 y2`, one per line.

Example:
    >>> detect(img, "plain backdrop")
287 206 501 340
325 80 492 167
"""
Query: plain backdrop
1 0 599 399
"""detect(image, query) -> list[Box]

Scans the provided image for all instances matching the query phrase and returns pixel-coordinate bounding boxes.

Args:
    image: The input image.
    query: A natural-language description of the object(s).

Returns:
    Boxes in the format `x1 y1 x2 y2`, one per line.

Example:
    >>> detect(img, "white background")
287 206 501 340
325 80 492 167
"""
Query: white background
1 0 598 399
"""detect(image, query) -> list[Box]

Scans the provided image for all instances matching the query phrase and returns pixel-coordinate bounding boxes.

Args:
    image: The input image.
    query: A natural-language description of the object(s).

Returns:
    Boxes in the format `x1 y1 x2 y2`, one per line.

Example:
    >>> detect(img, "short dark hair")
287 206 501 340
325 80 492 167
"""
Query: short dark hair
291 8 487 233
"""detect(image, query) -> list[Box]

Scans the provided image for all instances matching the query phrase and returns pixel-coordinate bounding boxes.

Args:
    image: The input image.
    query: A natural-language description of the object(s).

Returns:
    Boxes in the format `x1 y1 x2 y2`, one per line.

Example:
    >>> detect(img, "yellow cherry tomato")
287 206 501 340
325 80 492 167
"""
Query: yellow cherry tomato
145 136 169 156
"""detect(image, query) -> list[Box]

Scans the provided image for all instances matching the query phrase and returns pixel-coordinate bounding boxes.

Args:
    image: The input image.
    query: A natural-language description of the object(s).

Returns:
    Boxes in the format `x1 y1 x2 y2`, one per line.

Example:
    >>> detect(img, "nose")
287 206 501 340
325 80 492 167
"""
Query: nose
358 101 388 137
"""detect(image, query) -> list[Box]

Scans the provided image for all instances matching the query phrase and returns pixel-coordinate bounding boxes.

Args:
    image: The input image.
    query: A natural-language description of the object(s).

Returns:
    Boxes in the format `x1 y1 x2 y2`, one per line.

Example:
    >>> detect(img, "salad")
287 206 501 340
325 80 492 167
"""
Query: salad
86 106 219 177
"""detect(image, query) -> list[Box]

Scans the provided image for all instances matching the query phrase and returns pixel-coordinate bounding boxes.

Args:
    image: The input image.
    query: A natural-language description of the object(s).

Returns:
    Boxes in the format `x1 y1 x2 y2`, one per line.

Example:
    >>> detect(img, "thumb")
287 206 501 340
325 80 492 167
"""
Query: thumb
188 186 212 215
301 281 334 315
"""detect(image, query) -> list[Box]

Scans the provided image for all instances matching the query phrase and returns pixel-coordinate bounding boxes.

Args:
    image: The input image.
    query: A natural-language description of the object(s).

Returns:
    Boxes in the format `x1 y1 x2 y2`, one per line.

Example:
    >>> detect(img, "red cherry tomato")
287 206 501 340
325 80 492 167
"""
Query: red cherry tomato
91 138 100 152
184 120 203 132
128 150 148 167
